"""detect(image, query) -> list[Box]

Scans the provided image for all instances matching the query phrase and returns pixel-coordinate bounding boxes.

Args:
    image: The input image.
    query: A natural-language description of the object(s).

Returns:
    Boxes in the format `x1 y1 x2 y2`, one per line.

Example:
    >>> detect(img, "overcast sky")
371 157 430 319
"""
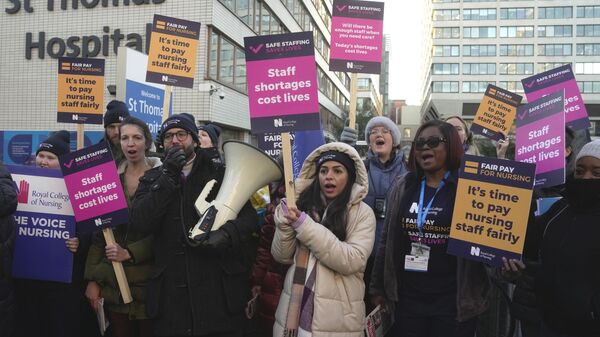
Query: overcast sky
382 0 426 105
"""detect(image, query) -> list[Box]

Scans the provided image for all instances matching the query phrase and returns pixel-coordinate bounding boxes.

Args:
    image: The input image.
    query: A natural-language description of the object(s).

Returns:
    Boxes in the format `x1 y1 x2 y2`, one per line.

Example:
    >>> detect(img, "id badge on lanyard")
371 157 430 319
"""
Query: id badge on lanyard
404 172 449 273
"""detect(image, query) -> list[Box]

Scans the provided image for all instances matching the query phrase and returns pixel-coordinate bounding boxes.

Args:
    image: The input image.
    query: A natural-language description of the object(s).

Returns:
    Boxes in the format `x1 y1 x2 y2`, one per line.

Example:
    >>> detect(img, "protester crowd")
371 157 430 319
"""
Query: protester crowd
0 99 598 337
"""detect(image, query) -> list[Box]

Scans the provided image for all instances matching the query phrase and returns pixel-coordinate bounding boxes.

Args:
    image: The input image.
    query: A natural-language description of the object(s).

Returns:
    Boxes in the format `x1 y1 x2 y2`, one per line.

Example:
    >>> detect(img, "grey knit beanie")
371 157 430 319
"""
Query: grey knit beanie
364 116 400 146
576 139 600 162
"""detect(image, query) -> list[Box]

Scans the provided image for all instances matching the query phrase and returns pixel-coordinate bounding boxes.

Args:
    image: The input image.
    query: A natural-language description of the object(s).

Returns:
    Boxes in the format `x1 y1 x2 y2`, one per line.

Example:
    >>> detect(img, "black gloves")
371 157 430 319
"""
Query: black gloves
201 228 232 253
162 145 186 181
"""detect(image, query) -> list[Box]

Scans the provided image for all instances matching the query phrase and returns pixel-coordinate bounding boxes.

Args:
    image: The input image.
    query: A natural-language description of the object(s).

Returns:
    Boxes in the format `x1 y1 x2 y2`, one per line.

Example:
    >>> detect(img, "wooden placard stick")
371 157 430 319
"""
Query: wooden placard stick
348 72 358 129
162 85 172 123
76 124 85 150
281 132 296 208
102 228 133 304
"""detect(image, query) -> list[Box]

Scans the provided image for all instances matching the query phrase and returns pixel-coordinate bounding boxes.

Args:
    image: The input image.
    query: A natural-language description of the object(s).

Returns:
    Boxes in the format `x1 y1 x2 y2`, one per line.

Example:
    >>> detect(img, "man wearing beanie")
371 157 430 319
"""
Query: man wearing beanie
35 130 71 168
102 100 130 166
130 113 258 337
339 116 406 312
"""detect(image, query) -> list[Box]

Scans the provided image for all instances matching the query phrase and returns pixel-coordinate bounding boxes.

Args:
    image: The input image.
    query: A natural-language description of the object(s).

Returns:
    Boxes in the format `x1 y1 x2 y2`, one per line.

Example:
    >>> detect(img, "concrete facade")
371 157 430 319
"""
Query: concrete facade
421 0 600 138
0 0 350 142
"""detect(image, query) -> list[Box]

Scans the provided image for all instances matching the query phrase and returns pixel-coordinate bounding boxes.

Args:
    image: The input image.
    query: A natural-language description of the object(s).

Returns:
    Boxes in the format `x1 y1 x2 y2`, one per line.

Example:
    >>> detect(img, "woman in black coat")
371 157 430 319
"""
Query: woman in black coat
0 162 18 337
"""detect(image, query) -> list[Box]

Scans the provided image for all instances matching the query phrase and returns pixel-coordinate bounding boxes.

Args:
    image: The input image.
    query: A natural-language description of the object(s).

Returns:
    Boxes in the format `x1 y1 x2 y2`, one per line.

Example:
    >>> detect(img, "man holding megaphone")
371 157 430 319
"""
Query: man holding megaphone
129 113 258 337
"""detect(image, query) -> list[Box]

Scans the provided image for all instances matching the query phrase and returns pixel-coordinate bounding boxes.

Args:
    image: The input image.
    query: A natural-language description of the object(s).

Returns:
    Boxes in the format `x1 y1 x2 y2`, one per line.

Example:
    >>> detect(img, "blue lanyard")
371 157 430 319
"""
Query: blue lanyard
417 171 450 237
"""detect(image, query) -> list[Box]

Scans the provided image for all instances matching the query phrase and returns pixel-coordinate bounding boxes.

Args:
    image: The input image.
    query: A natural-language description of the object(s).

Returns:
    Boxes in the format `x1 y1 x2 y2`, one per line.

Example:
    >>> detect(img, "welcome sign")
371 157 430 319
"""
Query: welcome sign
9 165 75 282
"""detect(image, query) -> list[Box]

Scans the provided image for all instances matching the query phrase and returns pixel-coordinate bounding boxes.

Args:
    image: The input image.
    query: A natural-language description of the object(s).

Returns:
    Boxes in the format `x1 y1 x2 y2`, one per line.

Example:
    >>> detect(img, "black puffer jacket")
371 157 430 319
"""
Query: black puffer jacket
0 163 17 337
130 148 258 336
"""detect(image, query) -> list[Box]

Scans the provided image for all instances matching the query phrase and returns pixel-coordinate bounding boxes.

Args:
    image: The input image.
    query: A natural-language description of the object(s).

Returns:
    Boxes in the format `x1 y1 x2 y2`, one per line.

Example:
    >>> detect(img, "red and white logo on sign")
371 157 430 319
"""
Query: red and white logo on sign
17 180 29 204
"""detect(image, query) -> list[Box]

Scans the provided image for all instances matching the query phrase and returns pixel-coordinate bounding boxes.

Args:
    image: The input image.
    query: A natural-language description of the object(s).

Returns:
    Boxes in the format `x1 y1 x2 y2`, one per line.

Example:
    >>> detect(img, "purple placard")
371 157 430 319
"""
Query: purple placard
8 165 75 283
521 64 590 131
59 142 128 233
515 90 566 189
329 0 384 74
244 32 320 134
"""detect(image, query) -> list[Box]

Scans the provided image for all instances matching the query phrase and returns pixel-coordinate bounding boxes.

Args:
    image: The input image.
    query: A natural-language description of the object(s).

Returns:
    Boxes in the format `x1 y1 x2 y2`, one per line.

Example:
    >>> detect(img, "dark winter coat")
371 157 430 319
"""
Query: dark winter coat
536 190 600 336
130 148 258 336
369 171 491 322
0 163 17 337
84 158 160 320
249 184 288 336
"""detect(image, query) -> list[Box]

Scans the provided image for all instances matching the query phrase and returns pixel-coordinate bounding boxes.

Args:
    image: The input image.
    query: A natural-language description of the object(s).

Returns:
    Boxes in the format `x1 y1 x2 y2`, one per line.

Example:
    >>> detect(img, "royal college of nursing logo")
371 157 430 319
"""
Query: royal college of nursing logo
17 180 30 204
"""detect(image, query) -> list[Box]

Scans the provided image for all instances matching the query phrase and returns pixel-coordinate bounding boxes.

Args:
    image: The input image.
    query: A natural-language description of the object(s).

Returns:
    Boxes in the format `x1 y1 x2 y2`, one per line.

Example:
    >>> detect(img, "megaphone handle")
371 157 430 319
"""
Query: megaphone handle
281 132 296 208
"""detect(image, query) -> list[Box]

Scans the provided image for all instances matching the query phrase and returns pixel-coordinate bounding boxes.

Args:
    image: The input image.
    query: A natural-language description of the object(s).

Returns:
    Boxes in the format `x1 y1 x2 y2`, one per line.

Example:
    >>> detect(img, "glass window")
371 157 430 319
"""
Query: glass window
433 9 460 21
433 45 460 57
236 0 251 25
538 63 571 73
463 8 496 20
463 81 494 93
432 81 459 93
577 6 600 18
219 39 234 85
577 25 600 37
578 82 600 94
209 32 218 79
499 63 534 75
207 28 247 93
538 44 572 56
537 25 572 37
499 8 534 20
576 44 600 56
234 48 246 91
463 26 496 38
433 27 460 39
499 26 534 38
432 63 460 75
538 7 573 19
463 45 496 57
498 81 524 93
463 63 496 75
499 44 534 56
575 63 600 75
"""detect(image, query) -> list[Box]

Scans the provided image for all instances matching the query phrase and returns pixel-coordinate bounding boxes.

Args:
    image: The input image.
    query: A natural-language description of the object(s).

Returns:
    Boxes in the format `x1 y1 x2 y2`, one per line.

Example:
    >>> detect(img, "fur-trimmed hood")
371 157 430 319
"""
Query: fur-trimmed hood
295 142 368 206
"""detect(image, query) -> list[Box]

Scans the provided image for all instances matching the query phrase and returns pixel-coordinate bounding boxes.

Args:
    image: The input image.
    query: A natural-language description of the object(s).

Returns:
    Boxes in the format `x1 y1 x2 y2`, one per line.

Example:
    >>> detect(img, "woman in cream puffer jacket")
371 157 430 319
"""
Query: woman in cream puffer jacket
272 142 376 337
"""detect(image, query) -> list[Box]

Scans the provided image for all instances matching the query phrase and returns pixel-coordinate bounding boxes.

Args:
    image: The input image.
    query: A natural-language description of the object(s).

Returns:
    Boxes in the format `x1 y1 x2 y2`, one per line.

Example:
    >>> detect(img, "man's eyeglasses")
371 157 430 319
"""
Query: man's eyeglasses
369 128 391 136
415 136 446 151
163 131 190 143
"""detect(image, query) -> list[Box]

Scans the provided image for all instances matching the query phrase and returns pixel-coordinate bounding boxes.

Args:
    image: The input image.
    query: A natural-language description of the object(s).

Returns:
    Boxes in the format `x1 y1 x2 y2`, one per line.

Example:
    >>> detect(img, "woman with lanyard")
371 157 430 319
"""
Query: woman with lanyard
340 116 407 312
369 120 521 337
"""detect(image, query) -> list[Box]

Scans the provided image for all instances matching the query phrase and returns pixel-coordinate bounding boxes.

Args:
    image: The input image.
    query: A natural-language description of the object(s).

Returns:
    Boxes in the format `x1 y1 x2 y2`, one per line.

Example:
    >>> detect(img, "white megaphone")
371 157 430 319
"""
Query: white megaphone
189 140 283 241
